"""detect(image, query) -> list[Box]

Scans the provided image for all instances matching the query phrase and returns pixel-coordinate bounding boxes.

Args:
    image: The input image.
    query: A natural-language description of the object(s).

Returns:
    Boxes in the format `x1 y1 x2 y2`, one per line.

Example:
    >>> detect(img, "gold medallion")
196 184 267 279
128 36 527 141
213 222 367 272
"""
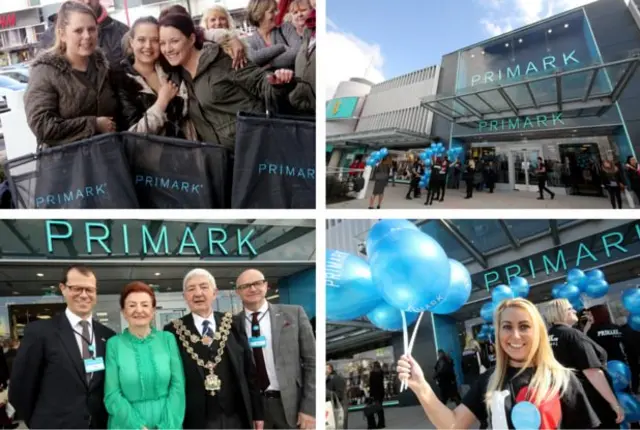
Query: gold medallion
202 336 212 346
205 373 222 394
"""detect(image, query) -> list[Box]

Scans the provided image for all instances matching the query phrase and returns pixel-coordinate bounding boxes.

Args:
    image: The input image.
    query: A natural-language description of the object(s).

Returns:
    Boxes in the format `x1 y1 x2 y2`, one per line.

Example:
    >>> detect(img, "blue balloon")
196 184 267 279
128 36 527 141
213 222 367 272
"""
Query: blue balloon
368 227 451 312
622 289 640 314
367 302 419 331
425 148 433 157
480 302 495 323
431 259 472 315
629 314 640 331
570 297 585 312
585 279 609 298
587 269 605 281
567 268 588 291
618 392 640 422
476 330 488 341
379 147 388 156
425 158 432 166
325 250 383 321
492 284 515 305
366 219 418 257
556 284 581 301
608 360 632 391
366 158 376 166
419 152 428 161
551 283 565 299
511 401 541 430
510 276 530 298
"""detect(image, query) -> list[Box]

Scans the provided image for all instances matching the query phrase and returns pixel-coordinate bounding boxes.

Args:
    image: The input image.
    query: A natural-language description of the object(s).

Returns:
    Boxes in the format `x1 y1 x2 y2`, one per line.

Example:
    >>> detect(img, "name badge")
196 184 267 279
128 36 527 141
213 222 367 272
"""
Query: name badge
249 335 267 348
84 357 105 373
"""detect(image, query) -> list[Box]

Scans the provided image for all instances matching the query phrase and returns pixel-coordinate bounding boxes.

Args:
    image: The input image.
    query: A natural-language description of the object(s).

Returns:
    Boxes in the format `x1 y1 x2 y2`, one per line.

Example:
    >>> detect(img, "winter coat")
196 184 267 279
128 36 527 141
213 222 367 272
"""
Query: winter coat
24 49 119 147
245 22 302 70
180 43 294 150
39 13 129 67
114 57 197 140
289 27 315 114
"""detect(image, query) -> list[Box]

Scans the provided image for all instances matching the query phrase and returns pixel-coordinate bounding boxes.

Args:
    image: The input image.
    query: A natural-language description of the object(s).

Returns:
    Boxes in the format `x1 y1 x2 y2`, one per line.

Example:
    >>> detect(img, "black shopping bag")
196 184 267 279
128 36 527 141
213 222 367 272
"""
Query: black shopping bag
232 112 315 209
122 132 231 209
5 133 139 209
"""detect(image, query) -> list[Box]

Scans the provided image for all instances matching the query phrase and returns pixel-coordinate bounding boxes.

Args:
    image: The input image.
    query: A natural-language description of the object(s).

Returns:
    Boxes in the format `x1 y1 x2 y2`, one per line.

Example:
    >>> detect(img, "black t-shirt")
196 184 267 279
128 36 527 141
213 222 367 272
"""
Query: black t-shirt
587 323 628 363
462 366 600 429
549 324 617 426
462 349 480 377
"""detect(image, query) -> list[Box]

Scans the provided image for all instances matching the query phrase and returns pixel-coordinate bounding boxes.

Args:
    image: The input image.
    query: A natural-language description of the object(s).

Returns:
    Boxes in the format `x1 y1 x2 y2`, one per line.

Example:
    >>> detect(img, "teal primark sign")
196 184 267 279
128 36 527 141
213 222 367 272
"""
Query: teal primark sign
326 97 359 119
478 112 566 132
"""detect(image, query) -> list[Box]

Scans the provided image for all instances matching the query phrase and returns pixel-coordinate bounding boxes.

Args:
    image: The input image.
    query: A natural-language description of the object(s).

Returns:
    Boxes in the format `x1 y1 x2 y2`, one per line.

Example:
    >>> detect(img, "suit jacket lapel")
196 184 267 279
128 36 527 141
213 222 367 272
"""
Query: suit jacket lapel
184 314 206 380
56 314 88 387
270 304 284 363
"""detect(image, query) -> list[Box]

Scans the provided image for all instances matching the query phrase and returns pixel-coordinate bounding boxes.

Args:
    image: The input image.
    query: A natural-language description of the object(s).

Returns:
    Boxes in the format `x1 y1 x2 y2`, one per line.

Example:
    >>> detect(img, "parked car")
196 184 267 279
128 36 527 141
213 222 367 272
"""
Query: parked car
0 75 26 91
0 69 28 84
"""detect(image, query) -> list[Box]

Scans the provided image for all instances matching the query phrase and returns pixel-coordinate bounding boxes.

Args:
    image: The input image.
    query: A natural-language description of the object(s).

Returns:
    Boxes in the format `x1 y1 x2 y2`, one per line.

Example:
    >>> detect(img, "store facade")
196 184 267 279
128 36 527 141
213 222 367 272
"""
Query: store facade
0 8 44 66
426 0 640 195
0 218 316 338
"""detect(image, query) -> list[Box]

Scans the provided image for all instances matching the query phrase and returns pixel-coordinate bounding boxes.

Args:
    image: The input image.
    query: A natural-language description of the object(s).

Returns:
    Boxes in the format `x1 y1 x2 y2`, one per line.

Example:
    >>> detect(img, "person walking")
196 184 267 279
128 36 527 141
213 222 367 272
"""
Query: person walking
536 157 555 200
234 269 316 430
601 160 625 209
368 361 386 429
405 159 421 200
9 265 116 429
464 158 475 200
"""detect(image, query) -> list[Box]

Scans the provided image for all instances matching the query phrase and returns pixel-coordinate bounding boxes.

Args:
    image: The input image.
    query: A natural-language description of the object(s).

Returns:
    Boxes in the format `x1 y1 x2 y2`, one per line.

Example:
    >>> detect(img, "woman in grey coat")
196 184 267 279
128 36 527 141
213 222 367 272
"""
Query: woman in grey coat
245 0 302 71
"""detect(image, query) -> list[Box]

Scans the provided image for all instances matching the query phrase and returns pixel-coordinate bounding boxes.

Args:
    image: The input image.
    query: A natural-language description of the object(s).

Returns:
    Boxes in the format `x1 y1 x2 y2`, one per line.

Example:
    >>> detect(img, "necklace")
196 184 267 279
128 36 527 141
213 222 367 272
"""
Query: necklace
173 312 232 396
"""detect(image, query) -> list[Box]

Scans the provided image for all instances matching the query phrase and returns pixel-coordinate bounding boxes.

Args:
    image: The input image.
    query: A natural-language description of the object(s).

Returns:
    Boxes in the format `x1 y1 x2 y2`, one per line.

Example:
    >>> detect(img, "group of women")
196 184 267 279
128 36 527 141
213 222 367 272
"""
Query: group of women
24 0 316 151
398 297 635 429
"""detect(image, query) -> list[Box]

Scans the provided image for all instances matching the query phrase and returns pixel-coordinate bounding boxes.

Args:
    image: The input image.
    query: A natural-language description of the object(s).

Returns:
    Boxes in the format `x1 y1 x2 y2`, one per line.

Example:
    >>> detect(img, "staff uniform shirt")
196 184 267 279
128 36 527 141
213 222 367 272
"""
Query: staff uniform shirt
587 323 628 363
462 366 599 429
549 324 617 426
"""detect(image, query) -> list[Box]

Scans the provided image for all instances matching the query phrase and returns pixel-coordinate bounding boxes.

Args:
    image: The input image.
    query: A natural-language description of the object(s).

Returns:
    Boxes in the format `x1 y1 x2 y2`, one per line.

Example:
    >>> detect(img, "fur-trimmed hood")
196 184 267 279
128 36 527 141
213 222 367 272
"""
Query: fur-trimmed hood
31 48 109 74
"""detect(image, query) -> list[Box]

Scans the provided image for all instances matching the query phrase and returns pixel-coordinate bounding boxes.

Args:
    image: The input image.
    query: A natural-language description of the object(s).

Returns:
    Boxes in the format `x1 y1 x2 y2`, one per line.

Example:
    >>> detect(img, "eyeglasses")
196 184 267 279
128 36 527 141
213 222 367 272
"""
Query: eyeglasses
65 285 97 295
236 279 266 291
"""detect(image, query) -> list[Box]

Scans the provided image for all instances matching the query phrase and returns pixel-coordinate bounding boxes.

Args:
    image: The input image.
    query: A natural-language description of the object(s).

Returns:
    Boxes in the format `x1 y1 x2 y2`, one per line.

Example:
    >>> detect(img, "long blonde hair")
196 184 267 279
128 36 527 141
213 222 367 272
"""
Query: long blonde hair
485 298 571 409
201 5 235 30
50 1 97 55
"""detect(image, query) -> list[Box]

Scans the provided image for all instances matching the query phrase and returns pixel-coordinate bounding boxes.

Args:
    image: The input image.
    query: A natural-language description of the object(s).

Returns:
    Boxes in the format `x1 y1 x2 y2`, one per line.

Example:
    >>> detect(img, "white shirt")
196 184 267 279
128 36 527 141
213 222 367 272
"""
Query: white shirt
65 308 96 358
192 312 216 337
244 302 280 391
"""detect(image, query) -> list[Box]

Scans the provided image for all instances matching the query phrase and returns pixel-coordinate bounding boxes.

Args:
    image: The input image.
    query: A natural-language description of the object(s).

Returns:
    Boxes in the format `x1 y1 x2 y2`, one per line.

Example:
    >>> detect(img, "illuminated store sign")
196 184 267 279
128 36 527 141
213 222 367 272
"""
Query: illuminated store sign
44 220 258 257
478 112 566 132
326 97 359 119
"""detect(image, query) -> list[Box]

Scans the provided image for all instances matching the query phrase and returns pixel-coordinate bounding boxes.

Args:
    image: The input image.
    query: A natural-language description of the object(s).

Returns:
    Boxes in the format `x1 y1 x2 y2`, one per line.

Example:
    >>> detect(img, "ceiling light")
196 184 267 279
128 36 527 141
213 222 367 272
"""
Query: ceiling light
573 129 577 132
471 54 475 58
37 273 43 277
548 29 553 33
155 272 161 276
49 285 55 289
505 43 509 47
518 38 523 43
564 23 569 28
481 51 485 55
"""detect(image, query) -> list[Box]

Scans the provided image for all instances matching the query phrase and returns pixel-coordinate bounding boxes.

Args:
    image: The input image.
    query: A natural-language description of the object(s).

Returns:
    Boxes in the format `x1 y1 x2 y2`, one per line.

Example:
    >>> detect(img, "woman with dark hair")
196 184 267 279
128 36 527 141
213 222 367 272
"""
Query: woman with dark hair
24 1 120 147
158 12 295 150
583 305 628 363
624 155 640 204
116 16 197 139
104 282 185 429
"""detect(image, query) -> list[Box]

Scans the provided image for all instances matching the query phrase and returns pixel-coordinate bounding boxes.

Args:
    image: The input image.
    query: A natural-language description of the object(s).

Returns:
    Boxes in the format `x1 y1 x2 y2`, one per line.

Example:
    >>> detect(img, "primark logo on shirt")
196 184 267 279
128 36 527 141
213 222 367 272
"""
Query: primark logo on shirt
35 183 108 208
596 329 621 337
135 175 203 195
549 334 559 347
258 163 315 180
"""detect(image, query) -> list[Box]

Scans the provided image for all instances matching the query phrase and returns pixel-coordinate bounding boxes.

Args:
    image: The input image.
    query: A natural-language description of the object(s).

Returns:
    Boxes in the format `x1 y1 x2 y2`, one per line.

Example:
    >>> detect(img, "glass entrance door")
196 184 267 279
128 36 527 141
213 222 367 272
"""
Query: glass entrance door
513 149 541 192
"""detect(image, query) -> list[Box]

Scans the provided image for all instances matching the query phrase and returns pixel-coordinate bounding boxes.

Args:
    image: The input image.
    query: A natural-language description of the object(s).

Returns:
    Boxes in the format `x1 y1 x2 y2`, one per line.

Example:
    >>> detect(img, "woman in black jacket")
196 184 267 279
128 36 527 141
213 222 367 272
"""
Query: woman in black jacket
116 16 197 139
625 155 640 205
601 160 625 209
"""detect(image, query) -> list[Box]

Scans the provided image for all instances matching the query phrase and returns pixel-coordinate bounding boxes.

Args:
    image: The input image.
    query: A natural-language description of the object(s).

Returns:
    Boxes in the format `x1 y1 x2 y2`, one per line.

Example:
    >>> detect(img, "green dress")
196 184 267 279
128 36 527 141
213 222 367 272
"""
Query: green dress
104 328 185 429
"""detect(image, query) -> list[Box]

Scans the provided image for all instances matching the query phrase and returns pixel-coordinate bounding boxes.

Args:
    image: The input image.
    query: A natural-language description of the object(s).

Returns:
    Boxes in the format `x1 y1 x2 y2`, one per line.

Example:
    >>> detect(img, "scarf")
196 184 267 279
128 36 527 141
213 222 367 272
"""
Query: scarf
305 8 316 35
276 0 291 26
96 5 108 24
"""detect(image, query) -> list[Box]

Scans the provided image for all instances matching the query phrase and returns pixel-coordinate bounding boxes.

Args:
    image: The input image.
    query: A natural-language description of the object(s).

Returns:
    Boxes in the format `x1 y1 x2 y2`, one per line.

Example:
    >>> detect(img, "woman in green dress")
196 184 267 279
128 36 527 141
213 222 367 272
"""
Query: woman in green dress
105 281 185 429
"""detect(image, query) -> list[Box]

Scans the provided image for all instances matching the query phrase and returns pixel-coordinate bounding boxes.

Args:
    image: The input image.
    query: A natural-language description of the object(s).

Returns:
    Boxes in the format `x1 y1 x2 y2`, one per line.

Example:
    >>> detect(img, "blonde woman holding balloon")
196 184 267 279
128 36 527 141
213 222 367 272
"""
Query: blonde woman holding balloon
398 298 601 429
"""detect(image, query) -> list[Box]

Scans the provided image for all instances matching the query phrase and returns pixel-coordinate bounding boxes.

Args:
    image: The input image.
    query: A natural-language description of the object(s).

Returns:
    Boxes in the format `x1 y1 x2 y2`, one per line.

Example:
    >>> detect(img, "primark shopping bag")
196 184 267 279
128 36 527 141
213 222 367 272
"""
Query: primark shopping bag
231 112 315 209
122 132 231 209
5 133 139 209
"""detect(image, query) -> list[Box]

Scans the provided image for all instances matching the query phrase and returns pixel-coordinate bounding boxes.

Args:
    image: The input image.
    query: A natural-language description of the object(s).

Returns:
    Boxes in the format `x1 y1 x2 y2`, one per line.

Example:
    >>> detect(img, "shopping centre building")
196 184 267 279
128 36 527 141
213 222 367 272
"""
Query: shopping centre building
326 219 640 407
0 218 315 338
327 0 640 197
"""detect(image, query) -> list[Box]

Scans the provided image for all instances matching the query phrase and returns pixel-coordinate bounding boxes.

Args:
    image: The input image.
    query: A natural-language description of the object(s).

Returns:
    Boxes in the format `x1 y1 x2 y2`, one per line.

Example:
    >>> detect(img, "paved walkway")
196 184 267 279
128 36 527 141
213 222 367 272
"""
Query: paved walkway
347 404 480 429
328 182 633 210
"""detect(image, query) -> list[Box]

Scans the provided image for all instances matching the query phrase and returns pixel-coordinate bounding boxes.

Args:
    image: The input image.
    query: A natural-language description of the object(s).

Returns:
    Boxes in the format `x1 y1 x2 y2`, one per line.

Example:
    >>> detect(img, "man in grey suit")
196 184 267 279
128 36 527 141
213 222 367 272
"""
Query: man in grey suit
234 269 316 429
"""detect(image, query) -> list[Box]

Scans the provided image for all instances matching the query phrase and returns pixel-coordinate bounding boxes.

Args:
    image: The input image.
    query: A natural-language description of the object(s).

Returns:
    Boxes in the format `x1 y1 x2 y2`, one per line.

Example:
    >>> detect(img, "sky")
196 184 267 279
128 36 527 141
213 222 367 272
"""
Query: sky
326 0 599 99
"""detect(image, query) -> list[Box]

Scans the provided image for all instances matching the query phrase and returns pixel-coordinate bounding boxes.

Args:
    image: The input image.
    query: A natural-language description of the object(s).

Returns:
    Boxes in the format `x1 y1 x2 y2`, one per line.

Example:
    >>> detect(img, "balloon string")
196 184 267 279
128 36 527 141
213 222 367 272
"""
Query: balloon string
401 311 409 357
400 312 424 392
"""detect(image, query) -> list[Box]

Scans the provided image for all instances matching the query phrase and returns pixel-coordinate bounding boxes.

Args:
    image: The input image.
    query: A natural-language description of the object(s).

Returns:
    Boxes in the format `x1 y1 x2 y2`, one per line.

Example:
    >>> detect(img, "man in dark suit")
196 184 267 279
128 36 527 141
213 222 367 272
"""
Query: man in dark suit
9 265 116 429
234 269 316 430
164 268 263 429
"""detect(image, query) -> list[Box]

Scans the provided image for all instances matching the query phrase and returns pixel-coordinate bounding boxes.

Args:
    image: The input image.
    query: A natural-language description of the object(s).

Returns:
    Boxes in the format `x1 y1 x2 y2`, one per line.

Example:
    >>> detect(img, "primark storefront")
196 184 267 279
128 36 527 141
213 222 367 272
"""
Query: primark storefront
0 219 316 339
422 0 640 196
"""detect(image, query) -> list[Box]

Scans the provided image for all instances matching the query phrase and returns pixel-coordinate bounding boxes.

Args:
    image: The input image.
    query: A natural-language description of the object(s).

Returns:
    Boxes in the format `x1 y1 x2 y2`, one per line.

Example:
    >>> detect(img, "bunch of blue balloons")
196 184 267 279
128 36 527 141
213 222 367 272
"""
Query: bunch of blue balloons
621 288 640 331
477 276 531 342
476 324 495 342
326 219 473 331
607 360 640 426
551 268 609 311
365 147 389 167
